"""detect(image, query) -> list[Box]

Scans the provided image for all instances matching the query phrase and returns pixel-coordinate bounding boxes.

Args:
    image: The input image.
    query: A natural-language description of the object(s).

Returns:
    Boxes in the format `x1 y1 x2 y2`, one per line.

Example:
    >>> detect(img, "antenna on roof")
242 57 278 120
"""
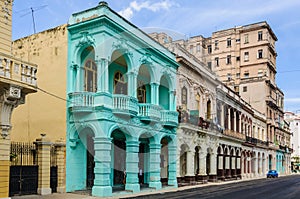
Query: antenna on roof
17 5 48 34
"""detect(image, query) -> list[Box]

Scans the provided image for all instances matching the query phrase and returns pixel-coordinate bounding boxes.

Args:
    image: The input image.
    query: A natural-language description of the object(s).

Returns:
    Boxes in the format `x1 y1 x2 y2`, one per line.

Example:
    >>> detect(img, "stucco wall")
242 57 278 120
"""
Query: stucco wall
10 25 68 142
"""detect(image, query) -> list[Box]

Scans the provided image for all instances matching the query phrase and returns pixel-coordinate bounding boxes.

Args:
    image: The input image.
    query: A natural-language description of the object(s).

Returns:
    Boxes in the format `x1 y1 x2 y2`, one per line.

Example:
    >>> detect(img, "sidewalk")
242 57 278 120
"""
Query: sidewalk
11 174 296 199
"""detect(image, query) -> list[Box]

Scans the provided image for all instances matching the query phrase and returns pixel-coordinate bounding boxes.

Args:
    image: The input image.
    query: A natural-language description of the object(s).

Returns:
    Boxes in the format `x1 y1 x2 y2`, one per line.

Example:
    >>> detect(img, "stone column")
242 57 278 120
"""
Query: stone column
150 83 159 105
149 143 162 190
233 111 236 132
231 156 236 178
209 153 217 182
228 108 231 131
0 136 10 198
218 154 224 179
127 70 138 98
55 141 66 193
167 144 177 187
169 91 176 111
198 151 207 181
35 135 52 195
236 156 241 178
125 140 140 193
186 151 195 177
220 104 224 127
92 137 112 197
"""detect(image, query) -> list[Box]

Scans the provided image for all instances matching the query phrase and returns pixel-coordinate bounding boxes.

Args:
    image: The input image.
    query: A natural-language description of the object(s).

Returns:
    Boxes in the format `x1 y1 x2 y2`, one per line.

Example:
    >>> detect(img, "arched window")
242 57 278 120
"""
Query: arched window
137 84 146 103
114 72 127 94
84 59 97 92
207 99 211 120
181 87 187 106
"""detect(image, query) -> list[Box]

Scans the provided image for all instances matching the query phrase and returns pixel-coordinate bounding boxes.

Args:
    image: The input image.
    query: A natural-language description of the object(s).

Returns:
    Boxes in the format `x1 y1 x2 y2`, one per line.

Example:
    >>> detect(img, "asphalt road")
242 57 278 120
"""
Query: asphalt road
128 175 300 199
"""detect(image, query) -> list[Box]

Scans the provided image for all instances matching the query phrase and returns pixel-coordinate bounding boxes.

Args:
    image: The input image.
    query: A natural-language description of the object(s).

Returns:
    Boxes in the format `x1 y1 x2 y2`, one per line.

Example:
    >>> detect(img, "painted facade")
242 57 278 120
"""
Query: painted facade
66 2 179 197
0 0 38 197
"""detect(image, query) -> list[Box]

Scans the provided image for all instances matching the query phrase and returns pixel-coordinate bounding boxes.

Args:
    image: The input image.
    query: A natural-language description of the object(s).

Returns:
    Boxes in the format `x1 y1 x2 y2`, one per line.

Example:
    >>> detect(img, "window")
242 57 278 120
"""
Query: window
207 62 212 69
227 38 231 47
207 45 212 54
206 100 211 120
226 55 232 64
258 31 263 41
244 52 249 61
236 38 240 43
227 73 232 81
196 44 201 52
215 40 219 50
244 72 249 78
137 84 146 103
114 72 127 94
244 34 249 43
190 45 194 54
258 49 263 59
215 57 219 66
84 59 97 92
181 87 187 105
236 73 240 78
243 86 247 92
258 69 263 77
236 56 240 61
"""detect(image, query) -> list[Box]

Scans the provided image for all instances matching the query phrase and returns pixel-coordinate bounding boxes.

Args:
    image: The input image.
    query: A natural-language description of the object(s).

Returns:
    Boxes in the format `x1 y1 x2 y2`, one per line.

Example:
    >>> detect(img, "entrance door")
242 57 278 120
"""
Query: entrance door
86 135 95 189
113 139 126 185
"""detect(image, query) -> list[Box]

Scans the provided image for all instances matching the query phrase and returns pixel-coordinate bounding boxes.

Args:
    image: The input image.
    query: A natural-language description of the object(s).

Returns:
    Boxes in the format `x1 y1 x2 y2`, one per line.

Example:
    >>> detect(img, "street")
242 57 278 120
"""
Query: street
127 175 300 199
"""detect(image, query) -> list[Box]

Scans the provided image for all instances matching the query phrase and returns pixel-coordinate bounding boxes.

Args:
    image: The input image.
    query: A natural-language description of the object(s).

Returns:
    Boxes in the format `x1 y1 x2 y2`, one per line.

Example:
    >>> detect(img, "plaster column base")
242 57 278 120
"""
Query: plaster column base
37 188 52 195
125 184 140 193
168 179 178 187
92 186 112 197
149 181 162 190
56 186 66 193
208 175 217 182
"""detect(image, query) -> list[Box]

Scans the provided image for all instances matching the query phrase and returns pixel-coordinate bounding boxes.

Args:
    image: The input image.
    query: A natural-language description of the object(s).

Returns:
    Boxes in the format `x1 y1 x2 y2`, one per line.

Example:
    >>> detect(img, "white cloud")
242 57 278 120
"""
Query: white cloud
118 0 175 20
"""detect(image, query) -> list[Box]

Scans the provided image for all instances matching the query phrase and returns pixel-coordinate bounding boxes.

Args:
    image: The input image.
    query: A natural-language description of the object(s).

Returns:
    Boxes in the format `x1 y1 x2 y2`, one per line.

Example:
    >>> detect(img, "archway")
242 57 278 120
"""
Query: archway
159 75 170 110
111 129 126 190
217 146 224 180
139 133 151 187
109 50 129 95
160 137 169 185
194 146 200 175
179 144 188 178
137 65 151 103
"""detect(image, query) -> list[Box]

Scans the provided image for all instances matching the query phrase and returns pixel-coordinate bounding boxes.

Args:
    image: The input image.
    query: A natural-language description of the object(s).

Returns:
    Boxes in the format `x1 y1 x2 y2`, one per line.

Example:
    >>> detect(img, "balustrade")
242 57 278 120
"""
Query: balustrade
0 53 37 87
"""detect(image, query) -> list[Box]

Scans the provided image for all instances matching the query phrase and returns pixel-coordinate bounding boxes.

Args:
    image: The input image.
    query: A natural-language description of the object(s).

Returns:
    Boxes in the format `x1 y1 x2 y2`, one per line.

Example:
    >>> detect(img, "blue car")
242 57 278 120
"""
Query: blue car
267 170 278 178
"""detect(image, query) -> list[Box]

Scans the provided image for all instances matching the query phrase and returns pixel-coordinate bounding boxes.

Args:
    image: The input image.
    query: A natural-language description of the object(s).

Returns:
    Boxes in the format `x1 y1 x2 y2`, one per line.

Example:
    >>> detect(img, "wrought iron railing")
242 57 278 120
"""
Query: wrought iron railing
138 103 161 119
10 142 37 166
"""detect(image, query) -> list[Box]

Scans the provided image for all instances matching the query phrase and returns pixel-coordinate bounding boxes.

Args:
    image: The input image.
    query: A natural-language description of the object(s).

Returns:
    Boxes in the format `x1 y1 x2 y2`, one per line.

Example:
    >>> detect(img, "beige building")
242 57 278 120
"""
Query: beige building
0 0 37 197
173 21 290 152
11 25 67 142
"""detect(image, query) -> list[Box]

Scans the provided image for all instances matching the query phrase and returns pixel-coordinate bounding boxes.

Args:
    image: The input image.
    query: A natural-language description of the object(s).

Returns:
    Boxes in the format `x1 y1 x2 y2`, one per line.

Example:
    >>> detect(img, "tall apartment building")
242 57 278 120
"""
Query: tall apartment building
285 112 300 159
0 0 38 197
174 22 290 152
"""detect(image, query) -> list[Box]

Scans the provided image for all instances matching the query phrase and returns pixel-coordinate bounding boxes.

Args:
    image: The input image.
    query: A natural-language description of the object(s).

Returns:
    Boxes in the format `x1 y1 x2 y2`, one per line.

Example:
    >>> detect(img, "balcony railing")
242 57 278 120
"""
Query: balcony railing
68 92 94 112
161 110 178 127
112 94 138 115
223 129 246 141
138 103 161 121
0 52 37 88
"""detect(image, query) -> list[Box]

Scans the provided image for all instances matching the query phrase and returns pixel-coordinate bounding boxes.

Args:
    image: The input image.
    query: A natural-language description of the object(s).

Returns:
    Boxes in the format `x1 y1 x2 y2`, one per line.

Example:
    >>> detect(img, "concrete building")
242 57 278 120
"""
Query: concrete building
66 2 179 197
172 22 291 174
0 0 37 197
285 111 300 169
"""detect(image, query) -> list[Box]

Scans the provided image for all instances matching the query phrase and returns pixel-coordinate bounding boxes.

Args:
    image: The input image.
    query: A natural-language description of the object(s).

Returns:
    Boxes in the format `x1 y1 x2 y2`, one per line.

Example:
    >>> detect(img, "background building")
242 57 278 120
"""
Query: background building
0 0 37 197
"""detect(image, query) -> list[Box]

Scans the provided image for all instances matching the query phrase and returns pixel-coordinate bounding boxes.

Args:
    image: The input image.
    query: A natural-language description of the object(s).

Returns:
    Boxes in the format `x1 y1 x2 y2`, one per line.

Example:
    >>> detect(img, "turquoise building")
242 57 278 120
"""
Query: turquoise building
66 2 179 197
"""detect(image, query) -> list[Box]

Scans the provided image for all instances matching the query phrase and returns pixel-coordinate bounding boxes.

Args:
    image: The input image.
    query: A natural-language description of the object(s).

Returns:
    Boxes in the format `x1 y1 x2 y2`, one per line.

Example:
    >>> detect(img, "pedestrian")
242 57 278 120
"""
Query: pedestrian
139 168 143 184
123 169 126 185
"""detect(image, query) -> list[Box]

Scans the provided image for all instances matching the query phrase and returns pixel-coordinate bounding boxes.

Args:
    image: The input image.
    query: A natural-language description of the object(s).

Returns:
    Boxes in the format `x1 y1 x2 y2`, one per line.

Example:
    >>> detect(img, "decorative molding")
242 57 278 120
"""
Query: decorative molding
76 31 95 48
139 52 152 65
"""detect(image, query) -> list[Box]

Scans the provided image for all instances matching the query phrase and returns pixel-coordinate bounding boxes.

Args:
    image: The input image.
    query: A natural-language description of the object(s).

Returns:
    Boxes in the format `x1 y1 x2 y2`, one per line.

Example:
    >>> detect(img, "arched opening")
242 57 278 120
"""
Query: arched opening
217 146 224 180
236 149 241 178
86 133 95 189
81 46 97 92
111 129 126 190
160 137 169 185
159 75 170 110
180 144 188 178
224 147 229 178
139 133 151 187
137 65 151 103
194 146 200 175
206 149 211 176
206 99 211 120
109 50 128 95
269 154 272 170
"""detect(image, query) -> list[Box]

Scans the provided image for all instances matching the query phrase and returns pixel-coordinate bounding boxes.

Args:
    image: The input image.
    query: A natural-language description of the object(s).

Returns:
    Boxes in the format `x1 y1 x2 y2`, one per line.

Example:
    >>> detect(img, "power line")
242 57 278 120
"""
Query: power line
36 87 68 102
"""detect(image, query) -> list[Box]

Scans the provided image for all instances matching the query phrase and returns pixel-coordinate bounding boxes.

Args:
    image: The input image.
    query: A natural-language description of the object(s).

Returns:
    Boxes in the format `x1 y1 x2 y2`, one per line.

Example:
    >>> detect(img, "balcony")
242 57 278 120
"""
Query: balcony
112 94 138 116
68 92 94 112
0 52 37 93
161 110 178 127
224 129 246 141
246 136 258 145
138 103 161 122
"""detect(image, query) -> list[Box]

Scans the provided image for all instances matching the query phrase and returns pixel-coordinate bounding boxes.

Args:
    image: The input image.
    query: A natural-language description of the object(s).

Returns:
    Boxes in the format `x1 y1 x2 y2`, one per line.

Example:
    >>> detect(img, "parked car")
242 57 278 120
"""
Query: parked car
267 170 278 178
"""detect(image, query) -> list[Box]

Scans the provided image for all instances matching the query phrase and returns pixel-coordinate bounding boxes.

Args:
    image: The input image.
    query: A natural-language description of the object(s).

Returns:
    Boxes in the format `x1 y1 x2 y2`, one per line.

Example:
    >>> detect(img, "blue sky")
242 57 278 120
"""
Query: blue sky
12 0 300 112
